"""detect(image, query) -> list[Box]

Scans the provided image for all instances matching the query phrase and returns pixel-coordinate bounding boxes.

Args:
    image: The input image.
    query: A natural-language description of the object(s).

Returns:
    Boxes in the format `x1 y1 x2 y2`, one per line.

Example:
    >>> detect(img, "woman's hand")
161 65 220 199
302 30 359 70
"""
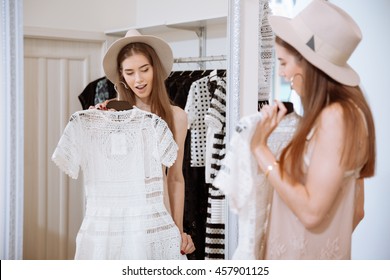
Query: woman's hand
251 100 287 152
88 100 110 110
180 232 195 255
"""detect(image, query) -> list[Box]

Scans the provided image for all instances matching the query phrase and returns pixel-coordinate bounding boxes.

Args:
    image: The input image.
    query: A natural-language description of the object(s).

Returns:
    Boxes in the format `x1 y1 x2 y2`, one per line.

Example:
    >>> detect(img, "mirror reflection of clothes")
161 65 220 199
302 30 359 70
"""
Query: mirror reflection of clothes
78 77 117 110
185 75 217 167
204 78 227 259
52 108 186 260
166 70 226 260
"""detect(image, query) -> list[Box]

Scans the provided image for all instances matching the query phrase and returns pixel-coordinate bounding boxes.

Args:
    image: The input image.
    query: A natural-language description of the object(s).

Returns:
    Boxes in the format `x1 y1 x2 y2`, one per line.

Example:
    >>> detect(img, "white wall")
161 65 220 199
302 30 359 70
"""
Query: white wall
24 0 227 33
135 0 227 27
331 0 390 260
23 0 137 33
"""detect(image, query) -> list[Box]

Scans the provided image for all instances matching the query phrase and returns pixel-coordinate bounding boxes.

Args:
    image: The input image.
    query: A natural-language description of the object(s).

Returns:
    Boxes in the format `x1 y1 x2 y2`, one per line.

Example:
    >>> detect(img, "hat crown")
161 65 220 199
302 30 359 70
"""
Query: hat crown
295 0 362 65
125 29 142 38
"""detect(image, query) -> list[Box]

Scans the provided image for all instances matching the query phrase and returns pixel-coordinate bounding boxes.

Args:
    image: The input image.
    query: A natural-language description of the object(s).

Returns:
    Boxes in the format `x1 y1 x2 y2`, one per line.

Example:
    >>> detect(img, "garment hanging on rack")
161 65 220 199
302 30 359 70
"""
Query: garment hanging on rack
213 112 300 259
166 68 226 260
205 76 227 184
184 73 226 167
166 69 214 260
166 70 213 109
258 0 274 104
204 78 227 260
51 108 185 260
258 100 269 111
78 77 117 109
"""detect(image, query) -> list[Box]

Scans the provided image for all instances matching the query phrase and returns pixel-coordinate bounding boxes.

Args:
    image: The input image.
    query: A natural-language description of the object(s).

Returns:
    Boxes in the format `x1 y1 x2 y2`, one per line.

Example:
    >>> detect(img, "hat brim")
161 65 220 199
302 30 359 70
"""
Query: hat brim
103 34 173 84
269 15 360 86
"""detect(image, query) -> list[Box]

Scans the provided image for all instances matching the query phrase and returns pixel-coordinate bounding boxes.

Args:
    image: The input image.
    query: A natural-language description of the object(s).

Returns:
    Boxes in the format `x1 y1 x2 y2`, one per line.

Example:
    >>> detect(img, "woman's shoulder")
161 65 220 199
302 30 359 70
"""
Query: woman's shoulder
171 105 187 119
319 103 344 127
308 103 345 141
171 105 188 129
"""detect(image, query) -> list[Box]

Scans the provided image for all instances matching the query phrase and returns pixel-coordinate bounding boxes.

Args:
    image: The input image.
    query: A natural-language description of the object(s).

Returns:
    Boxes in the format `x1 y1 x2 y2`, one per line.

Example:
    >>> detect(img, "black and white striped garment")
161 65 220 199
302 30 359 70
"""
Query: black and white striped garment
205 80 227 183
204 80 227 259
204 184 226 259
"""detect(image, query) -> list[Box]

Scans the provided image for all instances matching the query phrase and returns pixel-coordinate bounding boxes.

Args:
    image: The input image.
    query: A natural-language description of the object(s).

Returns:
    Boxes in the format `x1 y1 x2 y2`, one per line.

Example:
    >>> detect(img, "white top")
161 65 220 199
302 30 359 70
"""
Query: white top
52 108 186 260
213 112 299 259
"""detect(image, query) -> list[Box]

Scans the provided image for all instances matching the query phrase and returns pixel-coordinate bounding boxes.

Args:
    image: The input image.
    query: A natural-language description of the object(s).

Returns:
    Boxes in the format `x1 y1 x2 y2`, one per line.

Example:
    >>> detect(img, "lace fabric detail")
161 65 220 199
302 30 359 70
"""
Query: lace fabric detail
52 108 185 260
213 112 299 259
267 231 346 259
258 0 274 101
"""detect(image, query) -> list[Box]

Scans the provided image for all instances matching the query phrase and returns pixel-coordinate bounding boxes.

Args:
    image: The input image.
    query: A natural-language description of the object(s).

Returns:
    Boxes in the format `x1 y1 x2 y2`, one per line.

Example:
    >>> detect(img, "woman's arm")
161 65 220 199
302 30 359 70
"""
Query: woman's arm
252 103 348 229
167 106 187 232
167 106 195 254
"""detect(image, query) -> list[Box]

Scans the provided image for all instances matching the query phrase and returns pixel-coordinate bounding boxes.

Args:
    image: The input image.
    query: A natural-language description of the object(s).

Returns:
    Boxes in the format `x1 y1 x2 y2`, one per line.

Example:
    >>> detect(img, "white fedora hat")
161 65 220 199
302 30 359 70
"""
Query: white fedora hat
269 0 362 86
103 29 173 83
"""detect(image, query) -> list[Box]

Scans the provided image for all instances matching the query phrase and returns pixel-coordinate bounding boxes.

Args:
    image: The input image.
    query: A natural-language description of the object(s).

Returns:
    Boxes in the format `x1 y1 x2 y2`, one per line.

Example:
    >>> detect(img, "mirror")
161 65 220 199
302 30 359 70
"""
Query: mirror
22 0 232 260
4 0 388 262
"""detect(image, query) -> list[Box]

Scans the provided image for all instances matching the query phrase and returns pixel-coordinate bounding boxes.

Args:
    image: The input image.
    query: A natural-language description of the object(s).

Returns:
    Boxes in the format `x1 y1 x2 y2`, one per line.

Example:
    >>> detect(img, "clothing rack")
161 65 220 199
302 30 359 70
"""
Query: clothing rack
173 55 227 70
173 55 227 63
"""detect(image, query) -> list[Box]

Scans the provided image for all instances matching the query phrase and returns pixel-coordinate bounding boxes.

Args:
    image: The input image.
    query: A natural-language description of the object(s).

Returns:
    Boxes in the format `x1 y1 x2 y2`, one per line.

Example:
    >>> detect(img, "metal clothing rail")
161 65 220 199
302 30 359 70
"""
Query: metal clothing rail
173 55 227 63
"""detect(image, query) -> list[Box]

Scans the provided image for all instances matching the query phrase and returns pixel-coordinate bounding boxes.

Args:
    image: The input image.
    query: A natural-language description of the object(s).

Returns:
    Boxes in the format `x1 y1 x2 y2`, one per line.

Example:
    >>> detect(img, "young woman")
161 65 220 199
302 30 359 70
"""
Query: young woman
95 29 195 258
251 0 376 259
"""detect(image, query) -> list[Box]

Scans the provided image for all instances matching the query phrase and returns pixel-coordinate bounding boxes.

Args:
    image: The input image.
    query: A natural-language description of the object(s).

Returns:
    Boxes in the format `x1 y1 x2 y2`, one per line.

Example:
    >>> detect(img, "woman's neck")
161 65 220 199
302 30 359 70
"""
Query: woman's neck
135 98 151 112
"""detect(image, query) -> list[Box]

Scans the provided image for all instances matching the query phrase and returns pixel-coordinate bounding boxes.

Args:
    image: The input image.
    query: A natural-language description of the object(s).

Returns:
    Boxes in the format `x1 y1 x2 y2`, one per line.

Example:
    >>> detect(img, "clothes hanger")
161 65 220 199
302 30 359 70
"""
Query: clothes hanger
106 100 132 111
279 101 294 115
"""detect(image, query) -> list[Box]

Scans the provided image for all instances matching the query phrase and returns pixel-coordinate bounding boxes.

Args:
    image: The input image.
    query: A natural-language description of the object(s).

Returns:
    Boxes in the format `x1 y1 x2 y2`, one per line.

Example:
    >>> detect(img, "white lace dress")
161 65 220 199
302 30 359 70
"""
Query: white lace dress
213 112 299 259
52 107 186 260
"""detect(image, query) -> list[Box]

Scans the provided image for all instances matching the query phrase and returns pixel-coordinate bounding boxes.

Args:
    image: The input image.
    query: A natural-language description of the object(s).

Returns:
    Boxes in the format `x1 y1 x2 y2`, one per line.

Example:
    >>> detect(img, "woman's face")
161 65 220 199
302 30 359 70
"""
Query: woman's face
121 53 154 104
275 43 304 96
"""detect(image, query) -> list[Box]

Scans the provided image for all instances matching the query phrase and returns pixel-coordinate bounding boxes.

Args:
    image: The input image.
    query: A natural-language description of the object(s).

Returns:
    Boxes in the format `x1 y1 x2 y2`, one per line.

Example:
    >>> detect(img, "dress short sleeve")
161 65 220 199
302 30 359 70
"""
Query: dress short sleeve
213 114 262 211
154 117 178 167
51 113 82 179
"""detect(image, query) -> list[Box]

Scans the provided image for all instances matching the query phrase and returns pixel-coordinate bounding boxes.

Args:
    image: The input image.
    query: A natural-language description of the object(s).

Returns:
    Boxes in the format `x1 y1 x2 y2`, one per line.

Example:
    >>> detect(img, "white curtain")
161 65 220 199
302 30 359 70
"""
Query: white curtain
0 0 24 260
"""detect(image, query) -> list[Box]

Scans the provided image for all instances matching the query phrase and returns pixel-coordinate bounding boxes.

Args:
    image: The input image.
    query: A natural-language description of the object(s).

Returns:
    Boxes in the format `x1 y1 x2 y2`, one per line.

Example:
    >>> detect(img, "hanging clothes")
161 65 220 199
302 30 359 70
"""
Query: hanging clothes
51 108 185 260
205 78 227 184
166 69 226 260
185 74 221 167
204 78 227 260
204 182 226 259
166 70 213 109
258 0 274 104
78 76 117 109
213 112 300 259
166 70 213 260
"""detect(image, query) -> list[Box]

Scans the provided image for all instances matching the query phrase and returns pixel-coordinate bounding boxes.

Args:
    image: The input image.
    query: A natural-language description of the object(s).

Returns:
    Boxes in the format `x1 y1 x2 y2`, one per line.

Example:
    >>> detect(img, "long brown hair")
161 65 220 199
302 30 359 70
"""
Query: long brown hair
116 42 175 134
276 37 376 182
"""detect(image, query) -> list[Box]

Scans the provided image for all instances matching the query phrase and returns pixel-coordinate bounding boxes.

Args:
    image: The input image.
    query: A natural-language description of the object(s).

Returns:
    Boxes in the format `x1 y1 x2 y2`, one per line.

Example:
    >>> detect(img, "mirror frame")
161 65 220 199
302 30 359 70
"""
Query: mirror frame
225 0 241 259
